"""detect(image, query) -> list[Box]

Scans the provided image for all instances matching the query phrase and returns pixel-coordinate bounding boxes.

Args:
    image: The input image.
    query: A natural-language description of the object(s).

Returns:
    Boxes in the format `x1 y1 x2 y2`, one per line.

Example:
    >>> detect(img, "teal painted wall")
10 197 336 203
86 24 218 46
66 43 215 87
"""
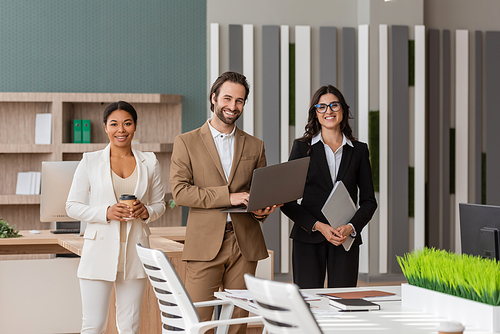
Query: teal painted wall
0 0 206 132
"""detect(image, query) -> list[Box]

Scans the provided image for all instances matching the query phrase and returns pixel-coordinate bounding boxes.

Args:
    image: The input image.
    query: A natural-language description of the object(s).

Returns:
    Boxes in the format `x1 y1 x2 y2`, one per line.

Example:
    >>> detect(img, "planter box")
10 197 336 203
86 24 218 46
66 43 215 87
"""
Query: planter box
401 283 500 332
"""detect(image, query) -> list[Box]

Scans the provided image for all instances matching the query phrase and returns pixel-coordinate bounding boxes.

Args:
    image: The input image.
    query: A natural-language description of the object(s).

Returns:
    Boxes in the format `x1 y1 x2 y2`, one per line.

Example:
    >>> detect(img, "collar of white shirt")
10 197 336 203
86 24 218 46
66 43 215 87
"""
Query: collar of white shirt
207 119 236 138
311 130 353 150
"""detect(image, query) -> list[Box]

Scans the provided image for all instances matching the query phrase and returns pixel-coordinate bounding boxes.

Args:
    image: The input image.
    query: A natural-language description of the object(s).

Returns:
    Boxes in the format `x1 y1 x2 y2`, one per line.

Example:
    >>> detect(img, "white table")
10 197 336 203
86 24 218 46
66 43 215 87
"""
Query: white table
215 285 496 333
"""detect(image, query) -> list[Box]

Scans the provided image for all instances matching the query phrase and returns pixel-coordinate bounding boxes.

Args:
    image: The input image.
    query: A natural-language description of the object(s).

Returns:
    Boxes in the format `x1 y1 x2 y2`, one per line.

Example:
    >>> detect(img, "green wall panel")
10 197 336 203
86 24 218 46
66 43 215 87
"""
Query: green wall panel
0 0 206 132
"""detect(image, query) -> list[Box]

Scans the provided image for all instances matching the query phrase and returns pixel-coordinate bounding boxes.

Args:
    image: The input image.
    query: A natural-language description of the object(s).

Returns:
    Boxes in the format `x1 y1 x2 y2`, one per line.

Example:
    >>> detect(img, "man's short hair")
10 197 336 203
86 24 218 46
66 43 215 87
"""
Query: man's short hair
209 71 250 111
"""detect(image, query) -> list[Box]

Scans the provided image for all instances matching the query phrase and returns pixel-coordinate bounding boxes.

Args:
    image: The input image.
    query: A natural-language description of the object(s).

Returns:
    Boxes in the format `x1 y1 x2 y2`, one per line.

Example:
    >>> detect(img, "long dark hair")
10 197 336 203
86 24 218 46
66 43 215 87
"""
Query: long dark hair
298 85 356 144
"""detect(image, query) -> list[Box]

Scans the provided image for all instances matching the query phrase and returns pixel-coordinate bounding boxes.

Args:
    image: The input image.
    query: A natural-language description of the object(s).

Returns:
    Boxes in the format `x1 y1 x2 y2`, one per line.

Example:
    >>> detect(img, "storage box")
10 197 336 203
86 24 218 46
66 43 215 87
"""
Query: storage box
401 283 500 332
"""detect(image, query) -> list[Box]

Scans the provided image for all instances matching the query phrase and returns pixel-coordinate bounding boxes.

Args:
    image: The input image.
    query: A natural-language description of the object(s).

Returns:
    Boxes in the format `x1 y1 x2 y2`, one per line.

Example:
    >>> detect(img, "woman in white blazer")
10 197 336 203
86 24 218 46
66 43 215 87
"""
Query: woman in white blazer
66 101 166 334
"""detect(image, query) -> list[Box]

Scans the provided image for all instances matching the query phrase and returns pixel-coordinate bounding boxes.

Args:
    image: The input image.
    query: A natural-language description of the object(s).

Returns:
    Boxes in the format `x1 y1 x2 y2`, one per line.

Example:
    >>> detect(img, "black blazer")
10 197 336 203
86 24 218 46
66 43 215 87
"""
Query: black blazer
281 139 377 246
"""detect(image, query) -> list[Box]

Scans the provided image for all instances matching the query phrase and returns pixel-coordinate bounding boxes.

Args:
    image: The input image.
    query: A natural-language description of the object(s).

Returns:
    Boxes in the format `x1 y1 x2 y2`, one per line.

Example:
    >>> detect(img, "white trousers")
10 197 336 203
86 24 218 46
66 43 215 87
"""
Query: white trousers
79 276 147 334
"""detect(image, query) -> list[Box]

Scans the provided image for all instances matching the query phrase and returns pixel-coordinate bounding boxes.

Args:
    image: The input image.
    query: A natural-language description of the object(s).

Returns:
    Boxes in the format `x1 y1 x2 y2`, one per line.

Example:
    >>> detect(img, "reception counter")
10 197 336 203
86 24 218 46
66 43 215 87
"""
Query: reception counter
0 227 272 334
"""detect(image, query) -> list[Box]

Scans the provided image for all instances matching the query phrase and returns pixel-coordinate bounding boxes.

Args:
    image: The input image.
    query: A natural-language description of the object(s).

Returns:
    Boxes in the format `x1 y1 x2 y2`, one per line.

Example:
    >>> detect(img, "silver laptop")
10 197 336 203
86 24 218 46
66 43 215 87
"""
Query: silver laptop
220 157 310 213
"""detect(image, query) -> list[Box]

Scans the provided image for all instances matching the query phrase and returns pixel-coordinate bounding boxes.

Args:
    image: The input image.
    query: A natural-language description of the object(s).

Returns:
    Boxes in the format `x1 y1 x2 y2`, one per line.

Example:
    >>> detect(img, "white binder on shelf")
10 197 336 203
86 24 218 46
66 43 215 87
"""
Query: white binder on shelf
29 172 36 195
321 181 357 251
16 172 32 195
32 171 41 195
35 113 52 145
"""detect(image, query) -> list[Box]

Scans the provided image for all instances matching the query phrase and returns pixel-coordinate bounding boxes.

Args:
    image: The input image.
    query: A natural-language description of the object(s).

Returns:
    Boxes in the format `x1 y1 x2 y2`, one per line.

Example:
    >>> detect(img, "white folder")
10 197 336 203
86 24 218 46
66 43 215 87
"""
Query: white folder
16 172 32 195
35 113 52 145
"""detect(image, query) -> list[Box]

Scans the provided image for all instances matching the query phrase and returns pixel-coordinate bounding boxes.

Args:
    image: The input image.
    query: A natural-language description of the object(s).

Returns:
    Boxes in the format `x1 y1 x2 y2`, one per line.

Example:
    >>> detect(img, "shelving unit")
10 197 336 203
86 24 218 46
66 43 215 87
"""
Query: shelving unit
0 92 182 231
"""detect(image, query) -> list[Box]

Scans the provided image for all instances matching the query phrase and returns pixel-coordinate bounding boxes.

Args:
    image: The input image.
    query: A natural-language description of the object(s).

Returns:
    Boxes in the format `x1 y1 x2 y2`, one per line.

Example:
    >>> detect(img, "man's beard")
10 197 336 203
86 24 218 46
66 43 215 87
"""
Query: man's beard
215 107 241 125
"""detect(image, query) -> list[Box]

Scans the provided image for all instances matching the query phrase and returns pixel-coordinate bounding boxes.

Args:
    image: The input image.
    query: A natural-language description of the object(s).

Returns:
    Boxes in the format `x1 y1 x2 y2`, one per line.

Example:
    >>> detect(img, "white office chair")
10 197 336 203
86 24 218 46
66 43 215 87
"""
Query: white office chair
136 244 262 334
244 274 323 334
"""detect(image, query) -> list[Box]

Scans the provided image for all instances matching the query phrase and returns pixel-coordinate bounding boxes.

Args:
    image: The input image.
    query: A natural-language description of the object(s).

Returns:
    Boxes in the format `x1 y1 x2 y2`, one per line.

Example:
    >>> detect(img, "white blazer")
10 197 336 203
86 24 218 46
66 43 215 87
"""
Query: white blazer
66 144 166 281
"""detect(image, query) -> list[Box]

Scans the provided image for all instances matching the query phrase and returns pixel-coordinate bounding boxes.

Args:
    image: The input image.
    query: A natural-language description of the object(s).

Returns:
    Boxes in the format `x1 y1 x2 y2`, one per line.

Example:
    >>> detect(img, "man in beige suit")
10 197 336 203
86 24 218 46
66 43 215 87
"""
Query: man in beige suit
170 71 278 334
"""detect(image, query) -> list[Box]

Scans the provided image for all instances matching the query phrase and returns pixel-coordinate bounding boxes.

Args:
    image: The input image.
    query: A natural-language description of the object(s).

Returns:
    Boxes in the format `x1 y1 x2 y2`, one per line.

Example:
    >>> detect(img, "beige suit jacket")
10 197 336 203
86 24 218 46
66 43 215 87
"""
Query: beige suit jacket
66 144 166 281
170 122 269 262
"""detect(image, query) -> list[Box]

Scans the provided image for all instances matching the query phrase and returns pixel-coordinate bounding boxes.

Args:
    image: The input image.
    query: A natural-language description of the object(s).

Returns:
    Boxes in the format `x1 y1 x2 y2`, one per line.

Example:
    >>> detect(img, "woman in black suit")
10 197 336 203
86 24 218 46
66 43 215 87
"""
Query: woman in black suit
281 85 377 289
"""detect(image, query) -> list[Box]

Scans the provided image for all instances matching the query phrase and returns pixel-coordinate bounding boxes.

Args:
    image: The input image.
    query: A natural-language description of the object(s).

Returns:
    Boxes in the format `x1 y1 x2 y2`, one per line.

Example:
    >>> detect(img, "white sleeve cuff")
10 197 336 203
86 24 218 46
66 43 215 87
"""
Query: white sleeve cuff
348 223 357 237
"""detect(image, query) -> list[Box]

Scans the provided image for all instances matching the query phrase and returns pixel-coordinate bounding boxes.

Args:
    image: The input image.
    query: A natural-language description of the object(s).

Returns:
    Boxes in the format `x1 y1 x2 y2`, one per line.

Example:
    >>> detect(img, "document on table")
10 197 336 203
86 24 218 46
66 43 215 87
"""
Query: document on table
224 289 321 301
224 289 254 301
311 309 342 317
319 290 401 302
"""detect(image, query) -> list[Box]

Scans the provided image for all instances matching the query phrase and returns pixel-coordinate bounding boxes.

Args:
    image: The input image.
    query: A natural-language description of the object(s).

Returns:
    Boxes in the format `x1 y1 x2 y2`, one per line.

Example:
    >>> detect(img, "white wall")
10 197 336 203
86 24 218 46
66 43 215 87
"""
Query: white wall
0 258 81 334
424 0 500 31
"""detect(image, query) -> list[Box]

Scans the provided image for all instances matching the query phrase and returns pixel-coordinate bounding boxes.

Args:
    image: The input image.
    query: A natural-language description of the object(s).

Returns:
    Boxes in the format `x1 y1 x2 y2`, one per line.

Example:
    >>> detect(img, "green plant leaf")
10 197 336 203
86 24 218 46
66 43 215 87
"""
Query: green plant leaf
398 246 500 305
0 218 22 238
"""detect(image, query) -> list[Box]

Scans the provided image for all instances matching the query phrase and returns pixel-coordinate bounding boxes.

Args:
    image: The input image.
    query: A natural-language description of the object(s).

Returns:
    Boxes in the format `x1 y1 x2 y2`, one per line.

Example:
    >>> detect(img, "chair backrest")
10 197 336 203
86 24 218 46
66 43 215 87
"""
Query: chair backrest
244 274 323 334
136 243 200 333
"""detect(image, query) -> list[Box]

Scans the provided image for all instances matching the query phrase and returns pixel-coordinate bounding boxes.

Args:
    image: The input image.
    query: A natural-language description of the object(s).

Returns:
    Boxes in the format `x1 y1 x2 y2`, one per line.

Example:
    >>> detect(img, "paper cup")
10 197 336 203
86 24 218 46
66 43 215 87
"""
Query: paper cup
119 194 136 208
437 321 464 334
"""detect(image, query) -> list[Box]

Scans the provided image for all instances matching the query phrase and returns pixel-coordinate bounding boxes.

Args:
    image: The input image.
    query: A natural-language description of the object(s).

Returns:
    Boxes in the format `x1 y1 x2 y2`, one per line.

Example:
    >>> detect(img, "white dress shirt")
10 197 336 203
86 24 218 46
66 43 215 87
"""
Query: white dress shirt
312 131 357 236
311 131 353 184
208 119 235 221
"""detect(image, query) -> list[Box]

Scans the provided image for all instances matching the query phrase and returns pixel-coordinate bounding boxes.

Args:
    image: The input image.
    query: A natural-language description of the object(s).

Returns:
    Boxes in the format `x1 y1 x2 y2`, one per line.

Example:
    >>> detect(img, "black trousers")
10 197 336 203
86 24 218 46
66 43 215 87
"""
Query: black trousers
292 238 360 289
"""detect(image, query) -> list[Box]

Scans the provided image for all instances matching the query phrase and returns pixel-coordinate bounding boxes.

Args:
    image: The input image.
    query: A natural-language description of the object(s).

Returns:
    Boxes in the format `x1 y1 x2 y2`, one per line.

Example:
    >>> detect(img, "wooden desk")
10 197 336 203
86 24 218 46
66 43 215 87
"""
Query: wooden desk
0 227 187 255
150 226 187 242
0 230 74 255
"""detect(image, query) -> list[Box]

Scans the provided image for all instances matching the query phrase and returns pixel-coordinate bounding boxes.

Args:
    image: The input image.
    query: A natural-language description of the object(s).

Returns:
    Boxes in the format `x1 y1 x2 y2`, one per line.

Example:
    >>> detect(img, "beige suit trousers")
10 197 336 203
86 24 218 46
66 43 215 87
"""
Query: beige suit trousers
185 231 258 334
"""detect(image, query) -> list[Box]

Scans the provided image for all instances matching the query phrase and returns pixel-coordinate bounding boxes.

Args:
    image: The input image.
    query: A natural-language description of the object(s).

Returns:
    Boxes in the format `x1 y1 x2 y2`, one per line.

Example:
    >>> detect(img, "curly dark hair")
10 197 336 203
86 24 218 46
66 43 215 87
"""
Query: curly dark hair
298 85 356 145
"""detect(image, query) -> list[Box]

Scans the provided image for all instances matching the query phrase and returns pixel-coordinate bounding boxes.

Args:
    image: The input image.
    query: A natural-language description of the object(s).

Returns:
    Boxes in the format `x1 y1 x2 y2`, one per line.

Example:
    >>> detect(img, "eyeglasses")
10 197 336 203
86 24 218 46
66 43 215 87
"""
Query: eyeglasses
315 102 342 113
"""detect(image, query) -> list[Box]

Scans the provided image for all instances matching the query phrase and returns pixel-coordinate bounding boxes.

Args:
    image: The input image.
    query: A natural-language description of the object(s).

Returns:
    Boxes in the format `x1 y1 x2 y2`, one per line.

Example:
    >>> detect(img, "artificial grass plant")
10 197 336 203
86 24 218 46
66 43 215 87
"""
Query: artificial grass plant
397 247 500 306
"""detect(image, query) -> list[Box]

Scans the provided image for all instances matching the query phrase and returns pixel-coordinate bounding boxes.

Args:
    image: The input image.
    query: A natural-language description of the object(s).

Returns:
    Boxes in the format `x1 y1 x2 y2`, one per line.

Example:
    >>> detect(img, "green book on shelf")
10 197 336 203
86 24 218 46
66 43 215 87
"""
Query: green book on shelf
82 119 91 143
73 119 82 143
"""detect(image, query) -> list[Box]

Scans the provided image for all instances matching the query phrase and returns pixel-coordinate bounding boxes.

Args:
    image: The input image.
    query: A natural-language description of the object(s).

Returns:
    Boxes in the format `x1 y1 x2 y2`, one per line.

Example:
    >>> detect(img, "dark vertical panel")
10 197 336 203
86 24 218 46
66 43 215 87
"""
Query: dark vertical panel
320 27 337 86
475 31 483 204
389 25 409 273
229 24 244 129
485 32 500 205
229 24 243 73
428 29 440 248
442 30 451 251
261 25 281 272
342 27 357 136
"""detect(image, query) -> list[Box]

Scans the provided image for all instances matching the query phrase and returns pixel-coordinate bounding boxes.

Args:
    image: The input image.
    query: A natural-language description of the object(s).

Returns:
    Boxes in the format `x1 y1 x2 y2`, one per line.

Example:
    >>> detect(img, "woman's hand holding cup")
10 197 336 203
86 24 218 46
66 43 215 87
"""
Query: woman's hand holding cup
130 199 149 220
106 194 149 221
107 201 134 222
120 194 149 220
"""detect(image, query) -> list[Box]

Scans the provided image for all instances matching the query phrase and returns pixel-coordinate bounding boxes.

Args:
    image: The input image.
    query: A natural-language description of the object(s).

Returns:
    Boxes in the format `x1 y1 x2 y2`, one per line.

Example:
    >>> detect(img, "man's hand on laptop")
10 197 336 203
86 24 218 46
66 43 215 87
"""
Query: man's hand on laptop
252 204 283 216
230 192 250 206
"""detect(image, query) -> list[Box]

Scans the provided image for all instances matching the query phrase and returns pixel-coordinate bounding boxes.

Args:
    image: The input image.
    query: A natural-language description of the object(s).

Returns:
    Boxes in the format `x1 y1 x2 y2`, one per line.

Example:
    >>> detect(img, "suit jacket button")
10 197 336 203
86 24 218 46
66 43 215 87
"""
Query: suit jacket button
138 235 142 239
100 236 104 240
